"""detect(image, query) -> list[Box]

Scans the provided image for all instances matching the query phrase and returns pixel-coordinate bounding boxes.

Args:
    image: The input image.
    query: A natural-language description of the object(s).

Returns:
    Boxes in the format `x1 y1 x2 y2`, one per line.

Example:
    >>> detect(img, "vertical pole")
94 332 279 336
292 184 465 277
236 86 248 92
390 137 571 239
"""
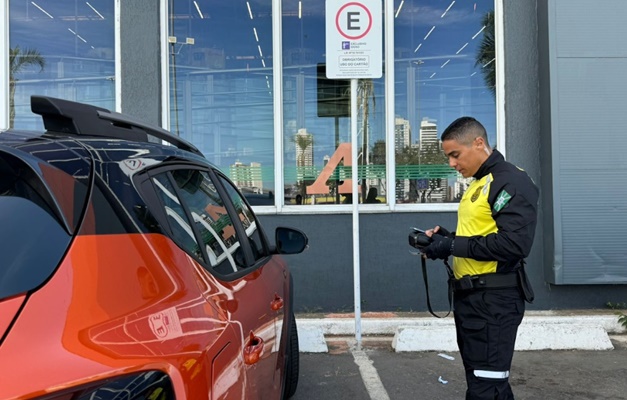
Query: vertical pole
351 78 361 345
0 0 9 130
335 115 340 204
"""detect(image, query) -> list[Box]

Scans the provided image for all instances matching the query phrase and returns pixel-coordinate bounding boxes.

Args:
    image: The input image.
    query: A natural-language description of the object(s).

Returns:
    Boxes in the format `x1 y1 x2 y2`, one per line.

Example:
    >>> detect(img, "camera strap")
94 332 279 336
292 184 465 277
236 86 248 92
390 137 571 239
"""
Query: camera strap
421 255 455 318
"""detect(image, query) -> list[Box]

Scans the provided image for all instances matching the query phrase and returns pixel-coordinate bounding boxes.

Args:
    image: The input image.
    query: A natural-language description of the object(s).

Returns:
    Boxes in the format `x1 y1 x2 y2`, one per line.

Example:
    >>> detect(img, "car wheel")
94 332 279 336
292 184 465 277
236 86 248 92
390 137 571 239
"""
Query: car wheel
283 313 299 399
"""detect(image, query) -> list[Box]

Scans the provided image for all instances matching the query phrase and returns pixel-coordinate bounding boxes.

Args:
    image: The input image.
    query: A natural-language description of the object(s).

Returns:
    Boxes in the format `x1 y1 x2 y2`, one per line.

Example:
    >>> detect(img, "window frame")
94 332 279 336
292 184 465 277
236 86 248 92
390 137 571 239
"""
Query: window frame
1 1 10 130
159 0 505 214
134 161 271 281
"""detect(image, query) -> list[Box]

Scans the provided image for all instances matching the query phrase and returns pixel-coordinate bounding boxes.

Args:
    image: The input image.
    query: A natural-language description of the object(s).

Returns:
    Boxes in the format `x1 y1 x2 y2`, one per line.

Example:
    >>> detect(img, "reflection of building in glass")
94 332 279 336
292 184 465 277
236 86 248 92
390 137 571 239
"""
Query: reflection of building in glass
449 176 473 202
230 161 263 194
189 47 226 69
395 117 411 148
419 117 438 149
395 117 411 200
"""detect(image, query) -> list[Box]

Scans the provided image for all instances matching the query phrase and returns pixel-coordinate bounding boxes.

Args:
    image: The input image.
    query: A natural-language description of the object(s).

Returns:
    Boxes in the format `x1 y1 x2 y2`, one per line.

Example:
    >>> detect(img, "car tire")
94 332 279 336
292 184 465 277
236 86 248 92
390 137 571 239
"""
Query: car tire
283 313 299 399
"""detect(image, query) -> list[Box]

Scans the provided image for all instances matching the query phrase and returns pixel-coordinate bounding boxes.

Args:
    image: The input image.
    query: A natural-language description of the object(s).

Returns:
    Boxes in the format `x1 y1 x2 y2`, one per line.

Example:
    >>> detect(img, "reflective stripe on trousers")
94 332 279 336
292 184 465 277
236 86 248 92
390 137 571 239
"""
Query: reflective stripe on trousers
474 370 510 379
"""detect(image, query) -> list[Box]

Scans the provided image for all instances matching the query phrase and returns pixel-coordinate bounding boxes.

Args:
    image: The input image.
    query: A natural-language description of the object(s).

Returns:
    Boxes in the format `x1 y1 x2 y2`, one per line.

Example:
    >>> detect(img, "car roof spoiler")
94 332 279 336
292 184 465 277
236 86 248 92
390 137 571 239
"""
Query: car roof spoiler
30 95 204 157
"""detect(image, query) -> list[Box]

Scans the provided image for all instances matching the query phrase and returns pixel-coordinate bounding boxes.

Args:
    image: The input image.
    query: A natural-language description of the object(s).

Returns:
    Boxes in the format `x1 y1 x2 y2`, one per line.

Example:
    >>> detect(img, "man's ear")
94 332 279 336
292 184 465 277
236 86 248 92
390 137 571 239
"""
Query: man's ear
473 136 485 150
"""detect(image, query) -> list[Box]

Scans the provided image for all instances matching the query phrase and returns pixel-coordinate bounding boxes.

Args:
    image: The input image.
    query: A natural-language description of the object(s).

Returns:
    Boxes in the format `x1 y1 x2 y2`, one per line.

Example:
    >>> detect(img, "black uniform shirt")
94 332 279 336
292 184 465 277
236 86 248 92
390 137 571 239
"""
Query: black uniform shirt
451 150 539 278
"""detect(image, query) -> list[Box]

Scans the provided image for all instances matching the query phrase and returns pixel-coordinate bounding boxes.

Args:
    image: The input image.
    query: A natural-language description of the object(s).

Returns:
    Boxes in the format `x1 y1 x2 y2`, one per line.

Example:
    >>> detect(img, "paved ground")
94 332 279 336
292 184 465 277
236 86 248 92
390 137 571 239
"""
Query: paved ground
291 335 627 400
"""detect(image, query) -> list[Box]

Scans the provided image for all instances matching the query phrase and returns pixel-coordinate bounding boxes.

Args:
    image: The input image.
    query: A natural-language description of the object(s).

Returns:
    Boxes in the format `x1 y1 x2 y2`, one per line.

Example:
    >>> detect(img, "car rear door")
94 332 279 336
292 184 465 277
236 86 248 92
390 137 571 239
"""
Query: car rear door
212 171 290 394
141 165 284 399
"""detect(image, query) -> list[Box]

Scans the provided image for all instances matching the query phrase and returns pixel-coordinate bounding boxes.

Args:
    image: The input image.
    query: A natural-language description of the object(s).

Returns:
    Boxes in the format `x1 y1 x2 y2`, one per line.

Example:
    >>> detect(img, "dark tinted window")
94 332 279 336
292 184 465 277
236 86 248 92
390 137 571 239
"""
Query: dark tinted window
151 169 246 276
0 197 70 300
0 152 57 222
216 173 269 262
152 173 204 262
11 140 91 232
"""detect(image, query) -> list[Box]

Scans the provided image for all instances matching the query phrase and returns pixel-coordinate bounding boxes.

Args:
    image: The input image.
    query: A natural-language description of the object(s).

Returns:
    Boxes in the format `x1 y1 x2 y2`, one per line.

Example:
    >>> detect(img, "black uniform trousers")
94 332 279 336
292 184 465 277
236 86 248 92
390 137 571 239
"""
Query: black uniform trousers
453 286 525 400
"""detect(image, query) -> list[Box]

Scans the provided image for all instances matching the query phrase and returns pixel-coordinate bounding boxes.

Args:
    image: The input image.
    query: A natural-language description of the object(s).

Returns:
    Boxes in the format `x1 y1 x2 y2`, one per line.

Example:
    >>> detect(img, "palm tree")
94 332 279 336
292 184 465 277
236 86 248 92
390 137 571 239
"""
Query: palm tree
292 131 314 198
356 78 375 202
475 11 495 97
9 46 46 128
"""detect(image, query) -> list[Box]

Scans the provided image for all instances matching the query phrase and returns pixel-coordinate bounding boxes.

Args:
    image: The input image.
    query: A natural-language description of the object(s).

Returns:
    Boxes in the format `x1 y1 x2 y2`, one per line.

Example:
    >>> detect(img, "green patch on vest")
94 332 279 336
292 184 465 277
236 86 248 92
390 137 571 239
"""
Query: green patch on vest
493 190 512 212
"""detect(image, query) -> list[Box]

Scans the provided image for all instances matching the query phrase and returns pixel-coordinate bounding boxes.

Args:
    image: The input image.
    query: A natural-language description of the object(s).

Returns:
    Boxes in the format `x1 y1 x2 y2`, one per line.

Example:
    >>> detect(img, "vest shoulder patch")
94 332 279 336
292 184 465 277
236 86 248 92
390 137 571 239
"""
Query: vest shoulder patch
493 190 512 212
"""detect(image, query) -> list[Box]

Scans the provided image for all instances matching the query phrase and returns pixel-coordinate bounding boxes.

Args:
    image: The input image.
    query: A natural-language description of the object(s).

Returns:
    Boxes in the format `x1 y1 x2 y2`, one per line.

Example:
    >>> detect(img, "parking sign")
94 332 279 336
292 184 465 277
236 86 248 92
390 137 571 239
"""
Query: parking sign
325 0 382 79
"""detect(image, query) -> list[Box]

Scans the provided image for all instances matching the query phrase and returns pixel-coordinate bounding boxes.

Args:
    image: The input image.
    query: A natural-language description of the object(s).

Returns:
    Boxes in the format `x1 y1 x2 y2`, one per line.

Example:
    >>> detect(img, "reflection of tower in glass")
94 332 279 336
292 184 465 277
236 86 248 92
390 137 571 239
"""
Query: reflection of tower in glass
294 128 314 182
395 117 411 148
419 117 438 149
419 118 449 202
230 161 263 194
395 117 411 199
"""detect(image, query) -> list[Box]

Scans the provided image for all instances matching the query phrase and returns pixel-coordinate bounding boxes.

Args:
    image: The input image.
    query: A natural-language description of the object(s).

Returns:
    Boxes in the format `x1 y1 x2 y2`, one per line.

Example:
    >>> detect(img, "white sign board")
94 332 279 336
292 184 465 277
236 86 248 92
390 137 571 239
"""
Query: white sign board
325 0 382 79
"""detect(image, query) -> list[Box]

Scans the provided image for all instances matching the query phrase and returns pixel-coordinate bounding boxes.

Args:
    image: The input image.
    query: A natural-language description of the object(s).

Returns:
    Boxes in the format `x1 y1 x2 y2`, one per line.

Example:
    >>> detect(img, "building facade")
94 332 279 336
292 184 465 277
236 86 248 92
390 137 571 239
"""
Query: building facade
1 0 625 313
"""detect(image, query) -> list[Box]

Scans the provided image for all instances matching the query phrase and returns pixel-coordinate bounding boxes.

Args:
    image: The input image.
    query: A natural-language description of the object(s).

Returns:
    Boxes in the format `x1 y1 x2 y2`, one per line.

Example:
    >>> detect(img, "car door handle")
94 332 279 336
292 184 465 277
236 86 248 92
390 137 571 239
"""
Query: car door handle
244 331 264 365
270 293 284 311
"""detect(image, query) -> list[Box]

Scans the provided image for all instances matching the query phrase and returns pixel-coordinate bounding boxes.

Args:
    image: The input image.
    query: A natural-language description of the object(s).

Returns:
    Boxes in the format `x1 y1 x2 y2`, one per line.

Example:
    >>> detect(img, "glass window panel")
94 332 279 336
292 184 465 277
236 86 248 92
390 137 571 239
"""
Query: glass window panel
394 0 496 204
9 0 115 129
170 169 245 275
282 1 386 206
216 174 269 262
167 1 275 203
152 173 204 262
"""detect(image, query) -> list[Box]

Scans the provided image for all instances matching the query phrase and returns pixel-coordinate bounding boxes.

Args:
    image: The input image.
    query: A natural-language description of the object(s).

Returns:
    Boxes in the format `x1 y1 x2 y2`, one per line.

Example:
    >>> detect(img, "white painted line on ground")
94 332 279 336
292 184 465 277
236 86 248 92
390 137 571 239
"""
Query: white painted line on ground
349 342 390 400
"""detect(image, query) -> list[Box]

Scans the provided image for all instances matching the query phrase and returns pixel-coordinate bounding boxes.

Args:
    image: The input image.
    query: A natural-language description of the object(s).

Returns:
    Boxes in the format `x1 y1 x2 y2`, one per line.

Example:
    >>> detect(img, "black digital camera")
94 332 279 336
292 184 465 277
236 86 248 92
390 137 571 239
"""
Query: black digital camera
408 227 432 249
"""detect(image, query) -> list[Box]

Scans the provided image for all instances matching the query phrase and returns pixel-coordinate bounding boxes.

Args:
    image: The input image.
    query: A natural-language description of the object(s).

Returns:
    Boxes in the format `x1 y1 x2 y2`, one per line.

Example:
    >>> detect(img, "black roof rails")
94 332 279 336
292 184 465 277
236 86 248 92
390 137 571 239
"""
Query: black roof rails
30 95 203 157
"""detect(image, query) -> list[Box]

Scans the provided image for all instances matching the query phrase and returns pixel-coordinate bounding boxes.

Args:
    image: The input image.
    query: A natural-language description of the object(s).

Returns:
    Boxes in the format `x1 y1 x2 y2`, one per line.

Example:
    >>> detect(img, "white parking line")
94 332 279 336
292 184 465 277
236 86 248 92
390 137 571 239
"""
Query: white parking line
350 343 390 400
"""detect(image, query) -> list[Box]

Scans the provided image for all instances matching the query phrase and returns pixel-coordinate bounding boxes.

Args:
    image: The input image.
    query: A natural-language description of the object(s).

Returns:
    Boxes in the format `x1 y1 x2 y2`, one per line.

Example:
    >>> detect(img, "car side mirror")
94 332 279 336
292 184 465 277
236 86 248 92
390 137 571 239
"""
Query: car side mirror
275 227 308 254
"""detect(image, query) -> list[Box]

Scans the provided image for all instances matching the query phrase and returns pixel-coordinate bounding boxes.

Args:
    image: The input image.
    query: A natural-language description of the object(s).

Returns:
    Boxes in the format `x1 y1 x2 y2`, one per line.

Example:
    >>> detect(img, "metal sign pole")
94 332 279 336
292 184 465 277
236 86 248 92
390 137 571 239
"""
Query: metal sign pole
350 78 361 345
325 0 382 347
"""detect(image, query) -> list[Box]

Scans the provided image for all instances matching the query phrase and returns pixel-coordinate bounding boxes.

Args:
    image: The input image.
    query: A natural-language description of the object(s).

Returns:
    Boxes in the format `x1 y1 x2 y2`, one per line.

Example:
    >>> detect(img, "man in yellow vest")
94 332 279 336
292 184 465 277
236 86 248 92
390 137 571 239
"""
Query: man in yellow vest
422 116 538 400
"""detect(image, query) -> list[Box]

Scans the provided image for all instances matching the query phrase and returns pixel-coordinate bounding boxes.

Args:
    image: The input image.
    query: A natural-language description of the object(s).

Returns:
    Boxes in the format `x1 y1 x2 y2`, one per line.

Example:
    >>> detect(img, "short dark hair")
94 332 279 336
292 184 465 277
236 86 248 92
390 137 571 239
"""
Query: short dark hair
440 116 489 147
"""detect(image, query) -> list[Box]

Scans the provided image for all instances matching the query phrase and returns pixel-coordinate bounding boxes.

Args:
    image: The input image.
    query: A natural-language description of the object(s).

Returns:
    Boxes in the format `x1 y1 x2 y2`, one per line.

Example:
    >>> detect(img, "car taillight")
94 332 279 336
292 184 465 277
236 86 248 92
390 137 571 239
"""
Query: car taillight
32 371 175 400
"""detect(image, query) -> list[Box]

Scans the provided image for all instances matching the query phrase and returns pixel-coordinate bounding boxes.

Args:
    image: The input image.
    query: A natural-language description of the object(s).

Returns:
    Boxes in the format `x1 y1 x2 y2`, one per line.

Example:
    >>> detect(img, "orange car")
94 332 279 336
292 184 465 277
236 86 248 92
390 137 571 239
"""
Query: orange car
0 96 308 399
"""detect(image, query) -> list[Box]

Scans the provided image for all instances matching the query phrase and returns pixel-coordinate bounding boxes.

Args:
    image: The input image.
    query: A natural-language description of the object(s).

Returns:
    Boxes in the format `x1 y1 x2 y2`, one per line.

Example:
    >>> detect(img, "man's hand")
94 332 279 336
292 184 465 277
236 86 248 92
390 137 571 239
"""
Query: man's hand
434 226 454 238
423 234 454 260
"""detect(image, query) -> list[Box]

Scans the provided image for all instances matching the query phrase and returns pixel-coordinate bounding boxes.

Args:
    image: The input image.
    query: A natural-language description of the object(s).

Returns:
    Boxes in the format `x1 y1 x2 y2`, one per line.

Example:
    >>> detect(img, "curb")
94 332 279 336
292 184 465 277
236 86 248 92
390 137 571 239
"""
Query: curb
296 314 625 353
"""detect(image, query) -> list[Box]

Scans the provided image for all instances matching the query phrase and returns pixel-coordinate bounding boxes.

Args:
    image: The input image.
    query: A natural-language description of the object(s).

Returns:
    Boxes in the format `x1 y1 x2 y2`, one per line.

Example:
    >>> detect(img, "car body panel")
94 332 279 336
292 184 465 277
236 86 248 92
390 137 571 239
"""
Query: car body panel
0 96 306 399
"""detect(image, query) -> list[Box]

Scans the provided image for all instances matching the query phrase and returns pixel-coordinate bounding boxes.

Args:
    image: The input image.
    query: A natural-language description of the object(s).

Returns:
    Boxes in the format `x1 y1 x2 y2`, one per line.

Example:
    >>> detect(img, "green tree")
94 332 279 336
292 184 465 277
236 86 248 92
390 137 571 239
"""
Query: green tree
9 46 46 128
475 11 495 98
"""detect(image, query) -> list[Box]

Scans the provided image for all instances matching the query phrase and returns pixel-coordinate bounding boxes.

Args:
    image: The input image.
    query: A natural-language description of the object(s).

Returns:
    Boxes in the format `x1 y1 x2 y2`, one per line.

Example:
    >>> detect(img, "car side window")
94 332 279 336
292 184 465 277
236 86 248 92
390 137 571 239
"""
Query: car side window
151 174 204 262
215 173 269 263
169 169 245 275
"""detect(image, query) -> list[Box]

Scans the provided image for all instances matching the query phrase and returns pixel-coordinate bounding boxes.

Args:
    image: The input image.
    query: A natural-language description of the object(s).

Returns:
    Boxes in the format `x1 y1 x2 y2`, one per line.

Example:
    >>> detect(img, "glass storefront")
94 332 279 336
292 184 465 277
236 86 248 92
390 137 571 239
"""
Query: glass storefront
4 0 496 208
167 1 276 203
393 0 496 204
167 0 496 208
8 0 115 129
282 2 386 205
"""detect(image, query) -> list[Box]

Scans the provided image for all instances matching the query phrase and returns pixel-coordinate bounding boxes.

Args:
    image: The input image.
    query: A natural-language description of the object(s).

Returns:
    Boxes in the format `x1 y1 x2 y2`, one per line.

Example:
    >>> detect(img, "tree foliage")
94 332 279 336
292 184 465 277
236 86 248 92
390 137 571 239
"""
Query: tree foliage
9 46 46 128
475 11 495 98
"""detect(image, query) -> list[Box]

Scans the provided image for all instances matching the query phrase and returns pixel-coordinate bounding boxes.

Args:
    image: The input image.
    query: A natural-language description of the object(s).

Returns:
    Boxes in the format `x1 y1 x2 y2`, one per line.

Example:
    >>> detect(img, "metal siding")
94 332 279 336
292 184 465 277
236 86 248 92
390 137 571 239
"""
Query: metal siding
550 0 627 284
